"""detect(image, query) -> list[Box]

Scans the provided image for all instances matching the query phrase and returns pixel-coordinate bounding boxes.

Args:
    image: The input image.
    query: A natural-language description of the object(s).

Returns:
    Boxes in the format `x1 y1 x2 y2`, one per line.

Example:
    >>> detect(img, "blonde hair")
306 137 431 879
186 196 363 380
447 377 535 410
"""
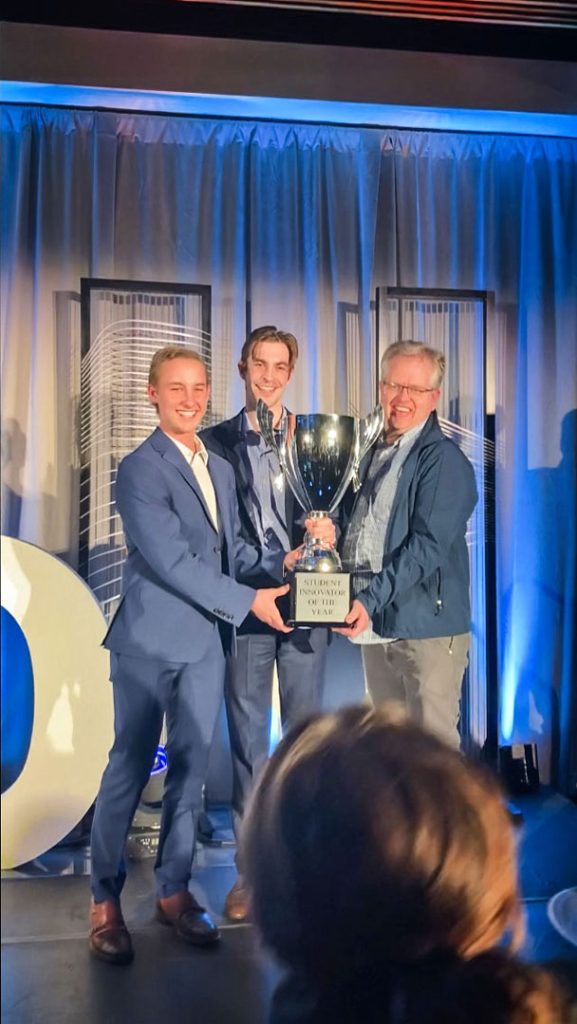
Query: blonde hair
148 345 208 388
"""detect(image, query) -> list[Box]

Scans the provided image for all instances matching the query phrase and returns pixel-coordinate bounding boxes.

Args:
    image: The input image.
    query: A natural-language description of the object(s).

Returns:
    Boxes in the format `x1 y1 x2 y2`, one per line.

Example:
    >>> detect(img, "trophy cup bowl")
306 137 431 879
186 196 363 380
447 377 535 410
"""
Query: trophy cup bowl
257 400 383 626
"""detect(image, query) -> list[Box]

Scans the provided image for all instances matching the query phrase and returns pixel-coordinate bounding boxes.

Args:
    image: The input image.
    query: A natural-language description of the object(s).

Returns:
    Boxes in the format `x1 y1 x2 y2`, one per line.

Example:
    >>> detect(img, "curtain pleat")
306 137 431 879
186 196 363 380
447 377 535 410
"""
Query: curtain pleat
1 104 576 790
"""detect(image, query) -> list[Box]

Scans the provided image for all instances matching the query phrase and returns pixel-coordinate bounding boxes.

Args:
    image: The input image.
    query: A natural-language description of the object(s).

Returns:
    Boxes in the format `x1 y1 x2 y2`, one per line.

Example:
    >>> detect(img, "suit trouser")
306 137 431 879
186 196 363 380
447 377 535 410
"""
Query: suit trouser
226 629 329 846
361 633 470 750
90 645 225 903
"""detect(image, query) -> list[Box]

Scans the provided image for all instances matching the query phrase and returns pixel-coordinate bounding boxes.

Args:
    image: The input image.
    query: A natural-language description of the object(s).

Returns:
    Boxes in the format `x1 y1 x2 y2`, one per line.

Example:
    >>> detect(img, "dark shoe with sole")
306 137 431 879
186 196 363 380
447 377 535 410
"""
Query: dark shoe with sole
224 879 250 923
156 891 220 947
89 898 134 965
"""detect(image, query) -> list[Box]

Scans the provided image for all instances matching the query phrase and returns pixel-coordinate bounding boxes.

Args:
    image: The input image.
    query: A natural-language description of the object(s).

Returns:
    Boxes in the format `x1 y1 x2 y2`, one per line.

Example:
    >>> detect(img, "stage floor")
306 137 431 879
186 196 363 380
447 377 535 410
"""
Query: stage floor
2 789 577 1024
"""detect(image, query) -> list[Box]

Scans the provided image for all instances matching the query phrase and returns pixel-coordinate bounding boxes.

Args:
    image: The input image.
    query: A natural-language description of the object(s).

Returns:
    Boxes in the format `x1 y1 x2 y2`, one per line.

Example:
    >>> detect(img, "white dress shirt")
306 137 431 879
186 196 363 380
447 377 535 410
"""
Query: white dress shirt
163 432 220 532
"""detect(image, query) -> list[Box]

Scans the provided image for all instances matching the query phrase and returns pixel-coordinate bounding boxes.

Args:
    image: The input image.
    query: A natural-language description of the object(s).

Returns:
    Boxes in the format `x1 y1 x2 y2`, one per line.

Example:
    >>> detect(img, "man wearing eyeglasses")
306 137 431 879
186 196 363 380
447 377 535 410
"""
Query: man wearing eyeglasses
335 340 478 749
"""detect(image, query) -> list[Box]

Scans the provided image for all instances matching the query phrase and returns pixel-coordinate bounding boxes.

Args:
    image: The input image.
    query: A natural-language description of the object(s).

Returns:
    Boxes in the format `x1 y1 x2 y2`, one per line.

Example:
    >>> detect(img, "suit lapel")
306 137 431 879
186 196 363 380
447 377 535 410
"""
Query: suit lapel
226 412 262 538
150 428 218 533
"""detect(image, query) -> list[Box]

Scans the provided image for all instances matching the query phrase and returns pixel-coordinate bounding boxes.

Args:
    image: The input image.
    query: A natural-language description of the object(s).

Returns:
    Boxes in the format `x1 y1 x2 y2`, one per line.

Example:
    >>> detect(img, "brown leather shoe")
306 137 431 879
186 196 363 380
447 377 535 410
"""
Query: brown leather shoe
89 898 134 965
224 879 250 923
156 891 220 947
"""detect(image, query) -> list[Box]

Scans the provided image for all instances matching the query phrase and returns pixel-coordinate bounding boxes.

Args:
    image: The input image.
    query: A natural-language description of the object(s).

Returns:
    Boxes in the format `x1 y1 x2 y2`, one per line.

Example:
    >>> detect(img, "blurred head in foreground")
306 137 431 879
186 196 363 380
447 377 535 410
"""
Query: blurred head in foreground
242 706 568 1024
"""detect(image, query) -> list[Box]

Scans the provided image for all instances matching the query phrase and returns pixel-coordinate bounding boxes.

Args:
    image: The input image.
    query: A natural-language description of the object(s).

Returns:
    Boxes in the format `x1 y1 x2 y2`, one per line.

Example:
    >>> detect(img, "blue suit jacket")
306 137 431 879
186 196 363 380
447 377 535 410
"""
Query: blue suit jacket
201 410 307 636
103 428 283 662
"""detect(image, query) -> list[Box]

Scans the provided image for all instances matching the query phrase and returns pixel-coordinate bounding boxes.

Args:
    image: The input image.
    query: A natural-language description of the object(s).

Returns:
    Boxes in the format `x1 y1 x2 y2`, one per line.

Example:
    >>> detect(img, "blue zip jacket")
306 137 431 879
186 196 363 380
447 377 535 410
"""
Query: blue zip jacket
347 412 478 639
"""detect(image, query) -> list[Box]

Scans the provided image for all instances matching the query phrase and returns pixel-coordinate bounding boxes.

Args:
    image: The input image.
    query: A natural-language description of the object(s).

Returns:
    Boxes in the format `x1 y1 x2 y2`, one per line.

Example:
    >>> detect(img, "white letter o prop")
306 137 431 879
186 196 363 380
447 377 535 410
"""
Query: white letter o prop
1 537 113 869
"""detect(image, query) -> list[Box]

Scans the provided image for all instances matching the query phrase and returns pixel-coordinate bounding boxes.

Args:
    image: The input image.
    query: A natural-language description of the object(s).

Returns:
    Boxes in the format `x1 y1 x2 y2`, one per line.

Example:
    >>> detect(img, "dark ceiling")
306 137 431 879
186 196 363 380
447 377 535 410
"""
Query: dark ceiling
1 0 576 59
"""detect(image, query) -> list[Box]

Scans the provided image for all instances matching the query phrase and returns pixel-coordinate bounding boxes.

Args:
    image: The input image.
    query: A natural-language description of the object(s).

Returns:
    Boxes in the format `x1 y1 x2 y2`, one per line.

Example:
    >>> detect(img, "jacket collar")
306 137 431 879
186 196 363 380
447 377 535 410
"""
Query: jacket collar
359 411 443 482
149 427 219 533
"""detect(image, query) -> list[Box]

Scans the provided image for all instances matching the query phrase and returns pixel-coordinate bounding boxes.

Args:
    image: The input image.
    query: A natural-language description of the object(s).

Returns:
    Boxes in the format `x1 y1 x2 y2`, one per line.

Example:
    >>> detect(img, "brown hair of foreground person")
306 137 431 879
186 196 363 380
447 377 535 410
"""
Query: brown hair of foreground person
242 706 571 1024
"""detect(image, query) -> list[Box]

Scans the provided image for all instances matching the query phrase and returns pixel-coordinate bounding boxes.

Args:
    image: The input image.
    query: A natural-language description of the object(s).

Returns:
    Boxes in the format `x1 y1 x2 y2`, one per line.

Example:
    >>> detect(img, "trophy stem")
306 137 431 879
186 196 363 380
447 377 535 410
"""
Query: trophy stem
306 510 333 545
300 511 342 573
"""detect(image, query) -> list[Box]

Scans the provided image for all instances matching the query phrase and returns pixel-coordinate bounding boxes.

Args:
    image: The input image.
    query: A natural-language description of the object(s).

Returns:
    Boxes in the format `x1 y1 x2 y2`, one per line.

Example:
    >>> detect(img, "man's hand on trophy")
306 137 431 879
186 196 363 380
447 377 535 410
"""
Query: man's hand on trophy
283 547 304 573
304 516 336 548
250 585 293 633
332 599 370 638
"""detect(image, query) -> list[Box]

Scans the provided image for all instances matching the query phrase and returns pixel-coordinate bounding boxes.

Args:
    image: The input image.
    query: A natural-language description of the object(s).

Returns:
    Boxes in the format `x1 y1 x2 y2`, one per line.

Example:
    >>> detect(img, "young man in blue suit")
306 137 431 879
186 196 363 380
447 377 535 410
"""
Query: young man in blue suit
89 346 299 965
201 326 333 923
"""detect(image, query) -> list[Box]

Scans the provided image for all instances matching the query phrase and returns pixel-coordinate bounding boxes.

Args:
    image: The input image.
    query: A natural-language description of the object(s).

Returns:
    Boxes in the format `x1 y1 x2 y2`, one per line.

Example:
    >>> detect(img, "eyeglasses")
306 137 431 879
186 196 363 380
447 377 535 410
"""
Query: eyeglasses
382 381 437 397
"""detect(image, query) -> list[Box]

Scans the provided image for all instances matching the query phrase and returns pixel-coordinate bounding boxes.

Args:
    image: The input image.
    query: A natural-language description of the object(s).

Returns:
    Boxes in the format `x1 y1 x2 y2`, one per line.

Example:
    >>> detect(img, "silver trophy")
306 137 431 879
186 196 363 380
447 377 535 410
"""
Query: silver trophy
257 400 384 625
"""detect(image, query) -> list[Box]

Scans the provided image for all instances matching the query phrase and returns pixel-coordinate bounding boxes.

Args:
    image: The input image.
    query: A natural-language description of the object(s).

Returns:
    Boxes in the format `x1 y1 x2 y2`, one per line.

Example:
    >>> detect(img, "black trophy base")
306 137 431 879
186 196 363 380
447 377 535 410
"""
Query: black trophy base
288 571 351 627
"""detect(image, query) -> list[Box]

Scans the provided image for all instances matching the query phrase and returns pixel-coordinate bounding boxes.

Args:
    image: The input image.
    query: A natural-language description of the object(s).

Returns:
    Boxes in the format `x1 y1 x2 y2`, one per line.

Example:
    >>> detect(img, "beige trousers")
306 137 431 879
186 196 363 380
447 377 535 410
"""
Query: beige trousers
361 633 470 750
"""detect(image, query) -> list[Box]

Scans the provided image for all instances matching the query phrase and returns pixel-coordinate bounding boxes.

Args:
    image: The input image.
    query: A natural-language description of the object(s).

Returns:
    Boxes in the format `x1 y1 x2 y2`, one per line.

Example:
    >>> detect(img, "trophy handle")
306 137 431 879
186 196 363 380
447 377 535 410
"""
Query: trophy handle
351 405 384 492
256 399 276 448
284 421 314 513
256 400 312 513
358 404 385 461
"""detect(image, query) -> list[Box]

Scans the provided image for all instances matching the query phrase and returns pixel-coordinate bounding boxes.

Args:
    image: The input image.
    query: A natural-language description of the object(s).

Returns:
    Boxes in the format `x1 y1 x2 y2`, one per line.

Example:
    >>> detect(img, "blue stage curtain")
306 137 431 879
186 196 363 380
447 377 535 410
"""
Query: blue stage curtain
1 105 576 790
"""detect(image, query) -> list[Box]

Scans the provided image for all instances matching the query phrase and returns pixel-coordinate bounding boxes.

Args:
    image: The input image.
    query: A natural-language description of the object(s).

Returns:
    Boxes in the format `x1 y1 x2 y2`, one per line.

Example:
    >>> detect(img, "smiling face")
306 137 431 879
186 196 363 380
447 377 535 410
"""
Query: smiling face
148 356 210 446
379 354 440 437
241 339 294 424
